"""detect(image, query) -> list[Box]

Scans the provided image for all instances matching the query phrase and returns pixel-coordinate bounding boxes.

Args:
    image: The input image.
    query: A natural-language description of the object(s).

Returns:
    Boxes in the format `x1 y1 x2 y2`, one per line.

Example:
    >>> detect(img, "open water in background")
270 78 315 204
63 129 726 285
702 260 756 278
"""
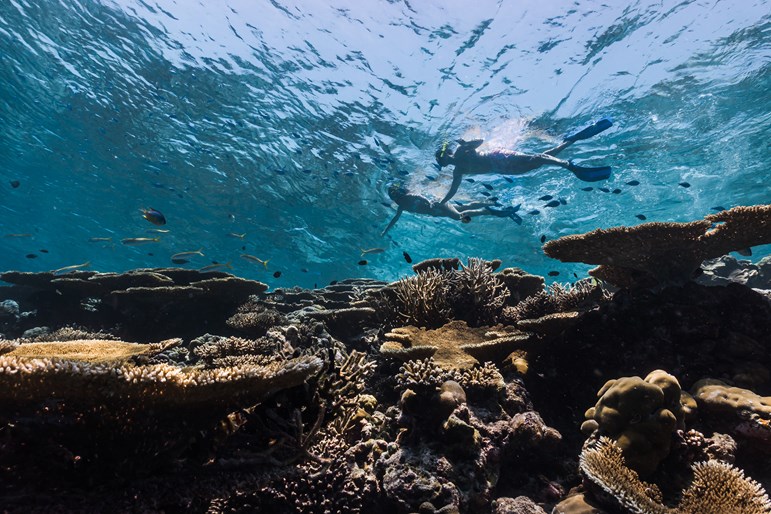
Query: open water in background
1 0 769 289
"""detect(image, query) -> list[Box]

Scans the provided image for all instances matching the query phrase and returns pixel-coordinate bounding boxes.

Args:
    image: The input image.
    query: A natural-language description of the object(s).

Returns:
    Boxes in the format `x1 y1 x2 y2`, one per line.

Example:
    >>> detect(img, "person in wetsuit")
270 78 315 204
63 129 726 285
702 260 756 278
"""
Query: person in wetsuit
381 182 520 236
435 118 613 204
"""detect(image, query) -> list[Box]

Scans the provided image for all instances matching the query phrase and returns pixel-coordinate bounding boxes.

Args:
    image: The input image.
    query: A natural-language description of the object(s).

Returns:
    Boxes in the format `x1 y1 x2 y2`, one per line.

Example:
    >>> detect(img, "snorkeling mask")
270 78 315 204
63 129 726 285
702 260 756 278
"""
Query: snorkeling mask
435 140 453 168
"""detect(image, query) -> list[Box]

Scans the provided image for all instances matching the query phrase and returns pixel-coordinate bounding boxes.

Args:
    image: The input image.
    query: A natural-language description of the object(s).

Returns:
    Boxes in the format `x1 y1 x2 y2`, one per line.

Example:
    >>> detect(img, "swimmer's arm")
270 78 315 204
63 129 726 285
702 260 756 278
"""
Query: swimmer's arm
440 169 463 204
381 207 403 236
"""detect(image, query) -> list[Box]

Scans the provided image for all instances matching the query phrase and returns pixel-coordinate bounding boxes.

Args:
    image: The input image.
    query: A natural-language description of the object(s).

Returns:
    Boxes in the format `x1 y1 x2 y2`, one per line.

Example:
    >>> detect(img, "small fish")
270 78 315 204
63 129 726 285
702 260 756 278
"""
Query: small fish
679 182 690 188
559 198 567 205
548 271 560 277
301 268 309 273
168 246 202 262
480 191 491 197
26 254 37 259
710 206 726 212
737 248 753 257
465 178 476 183
273 271 281 278
199 261 232 272
502 176 514 183
529 210 540 215
171 258 189 265
358 260 368 265
40 249 48 253
146 228 170 234
598 187 610 193
580 187 594 192
89 237 112 242
10 180 20 188
573 273 579 278
53 261 90 275
482 183 494 190
140 207 166 226
4 233 32 238
361 247 385 256
301 168 312 174
147 252 154 256
544 200 561 208
635 214 647 220
426 175 437 181
538 195 553 201
241 254 269 268
612 189 622 194
626 180 640 186
228 232 246 239
540 235 547 243
403 251 412 263
121 237 160 245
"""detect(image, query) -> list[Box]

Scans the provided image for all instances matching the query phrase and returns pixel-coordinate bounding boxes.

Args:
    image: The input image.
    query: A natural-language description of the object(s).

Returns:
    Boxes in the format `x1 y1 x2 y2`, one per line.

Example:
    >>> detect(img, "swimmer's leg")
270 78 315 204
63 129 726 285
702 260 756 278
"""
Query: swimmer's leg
457 201 497 211
544 117 613 156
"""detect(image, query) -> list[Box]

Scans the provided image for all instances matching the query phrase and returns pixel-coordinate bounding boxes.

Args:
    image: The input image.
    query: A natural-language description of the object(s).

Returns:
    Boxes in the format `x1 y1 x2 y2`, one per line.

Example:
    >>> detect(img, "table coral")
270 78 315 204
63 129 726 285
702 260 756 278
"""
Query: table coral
543 204 771 288
381 321 530 370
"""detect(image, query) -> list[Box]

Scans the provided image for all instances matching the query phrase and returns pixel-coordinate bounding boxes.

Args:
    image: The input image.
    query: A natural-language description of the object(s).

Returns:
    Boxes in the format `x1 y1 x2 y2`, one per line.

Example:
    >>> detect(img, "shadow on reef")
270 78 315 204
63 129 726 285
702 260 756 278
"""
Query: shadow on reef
1 205 771 513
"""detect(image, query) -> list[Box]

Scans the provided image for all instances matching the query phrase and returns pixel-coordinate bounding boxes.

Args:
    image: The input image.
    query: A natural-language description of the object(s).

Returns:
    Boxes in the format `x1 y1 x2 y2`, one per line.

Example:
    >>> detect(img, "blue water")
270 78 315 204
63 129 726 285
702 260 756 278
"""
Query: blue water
1 0 769 289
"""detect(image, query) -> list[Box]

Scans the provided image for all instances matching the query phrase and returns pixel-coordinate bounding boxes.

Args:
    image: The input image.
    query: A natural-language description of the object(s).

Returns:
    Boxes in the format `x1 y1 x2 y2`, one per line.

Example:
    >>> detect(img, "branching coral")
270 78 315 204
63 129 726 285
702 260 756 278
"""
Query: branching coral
580 437 771 514
502 280 609 323
543 204 771 288
454 258 510 325
227 298 287 337
392 268 454 327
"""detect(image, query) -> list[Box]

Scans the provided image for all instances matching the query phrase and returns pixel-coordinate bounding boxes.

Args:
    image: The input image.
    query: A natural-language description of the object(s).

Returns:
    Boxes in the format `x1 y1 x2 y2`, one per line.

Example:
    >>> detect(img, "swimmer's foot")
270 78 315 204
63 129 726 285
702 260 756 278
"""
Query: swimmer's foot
567 161 612 182
564 117 613 143
487 205 523 225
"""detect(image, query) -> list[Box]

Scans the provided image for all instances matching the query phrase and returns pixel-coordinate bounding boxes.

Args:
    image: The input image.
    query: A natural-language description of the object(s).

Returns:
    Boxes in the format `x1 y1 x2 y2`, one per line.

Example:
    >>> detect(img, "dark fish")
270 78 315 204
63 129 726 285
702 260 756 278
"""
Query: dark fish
171 258 189 264
330 280 338 285
538 195 553 201
612 189 622 194
273 271 281 278
599 187 610 193
626 180 640 186
403 251 412 263
147 252 154 256
540 235 546 243
26 253 37 259
548 271 560 277
426 175 437 181
465 178 476 183
358 260 368 265
737 247 752 257
10 180 20 188
140 207 166 226
528 210 540 215
40 249 48 253
241 245 246 251
711 206 726 211
302 168 313 174
502 177 514 183
544 200 560 208
679 182 690 188
482 183 494 190
573 273 579 278
635 214 647 220
301 268 309 273
480 191 491 197
559 198 567 205
581 187 593 191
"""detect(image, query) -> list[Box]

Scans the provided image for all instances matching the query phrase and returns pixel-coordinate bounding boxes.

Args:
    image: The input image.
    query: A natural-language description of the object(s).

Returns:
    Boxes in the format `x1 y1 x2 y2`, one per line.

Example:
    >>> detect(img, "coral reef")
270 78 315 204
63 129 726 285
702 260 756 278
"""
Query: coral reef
691 379 771 447
543 205 771 288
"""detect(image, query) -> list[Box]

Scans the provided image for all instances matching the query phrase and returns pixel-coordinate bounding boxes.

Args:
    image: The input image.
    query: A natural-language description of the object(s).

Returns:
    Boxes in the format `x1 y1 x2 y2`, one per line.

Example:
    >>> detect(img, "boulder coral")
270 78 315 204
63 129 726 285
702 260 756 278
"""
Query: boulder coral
581 370 685 477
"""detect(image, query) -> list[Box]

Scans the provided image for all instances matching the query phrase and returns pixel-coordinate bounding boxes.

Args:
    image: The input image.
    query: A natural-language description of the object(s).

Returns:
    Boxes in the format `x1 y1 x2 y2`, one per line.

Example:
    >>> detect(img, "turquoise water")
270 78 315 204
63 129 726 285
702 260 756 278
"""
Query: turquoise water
1 0 769 289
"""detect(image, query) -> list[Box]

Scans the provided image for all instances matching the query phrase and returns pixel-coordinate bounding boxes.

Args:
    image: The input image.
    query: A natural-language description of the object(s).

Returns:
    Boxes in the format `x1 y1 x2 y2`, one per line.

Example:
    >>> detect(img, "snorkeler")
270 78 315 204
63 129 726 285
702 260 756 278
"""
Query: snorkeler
381 182 521 236
435 118 614 204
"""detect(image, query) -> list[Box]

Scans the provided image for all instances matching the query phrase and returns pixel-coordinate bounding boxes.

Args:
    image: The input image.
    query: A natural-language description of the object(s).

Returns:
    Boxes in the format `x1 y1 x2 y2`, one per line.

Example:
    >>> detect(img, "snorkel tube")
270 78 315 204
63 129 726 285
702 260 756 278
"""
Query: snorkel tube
435 140 453 168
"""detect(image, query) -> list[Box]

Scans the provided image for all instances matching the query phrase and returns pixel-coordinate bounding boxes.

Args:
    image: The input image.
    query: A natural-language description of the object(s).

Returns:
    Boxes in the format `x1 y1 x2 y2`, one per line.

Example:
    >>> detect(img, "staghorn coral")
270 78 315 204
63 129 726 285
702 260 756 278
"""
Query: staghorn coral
581 370 685 477
502 280 609 323
392 268 454 327
543 204 771 288
580 437 771 514
381 321 530 370
454 257 510 325
190 334 287 367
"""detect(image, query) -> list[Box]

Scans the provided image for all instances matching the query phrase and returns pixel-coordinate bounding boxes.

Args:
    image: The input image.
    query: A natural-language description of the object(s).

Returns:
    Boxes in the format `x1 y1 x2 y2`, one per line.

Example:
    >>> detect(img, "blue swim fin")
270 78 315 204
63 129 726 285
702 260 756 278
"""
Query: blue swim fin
564 117 613 143
568 161 612 182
